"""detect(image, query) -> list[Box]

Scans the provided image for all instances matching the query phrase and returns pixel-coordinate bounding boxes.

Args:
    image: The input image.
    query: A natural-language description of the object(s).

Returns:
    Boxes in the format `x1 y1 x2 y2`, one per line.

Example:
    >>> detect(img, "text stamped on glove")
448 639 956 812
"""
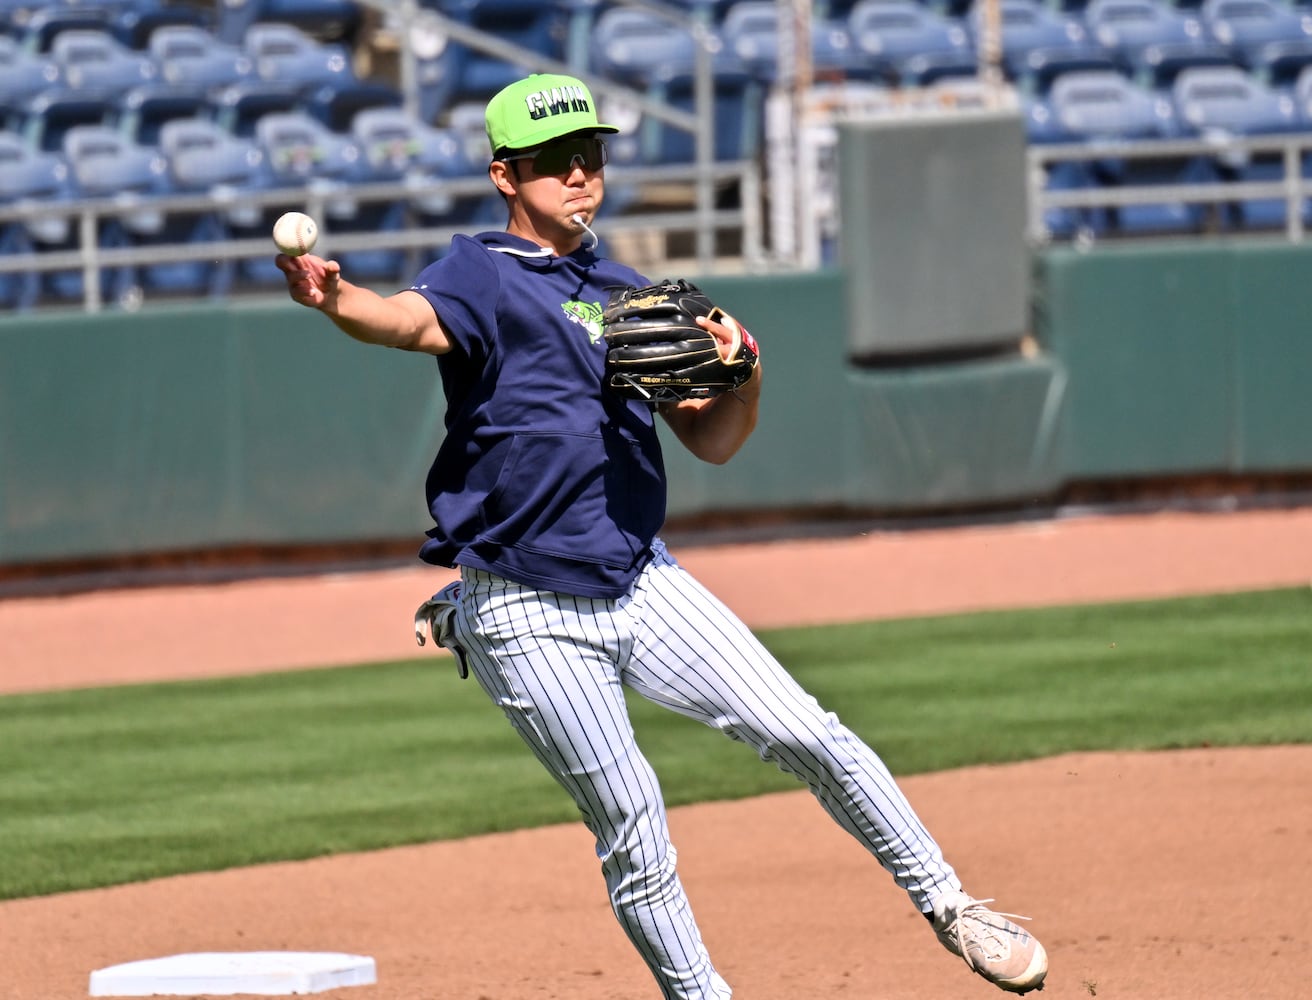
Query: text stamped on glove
601 279 758 404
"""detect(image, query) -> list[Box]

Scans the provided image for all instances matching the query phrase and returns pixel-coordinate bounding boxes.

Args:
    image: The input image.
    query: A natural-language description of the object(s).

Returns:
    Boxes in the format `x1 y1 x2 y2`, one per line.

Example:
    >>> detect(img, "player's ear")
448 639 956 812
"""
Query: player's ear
489 159 517 197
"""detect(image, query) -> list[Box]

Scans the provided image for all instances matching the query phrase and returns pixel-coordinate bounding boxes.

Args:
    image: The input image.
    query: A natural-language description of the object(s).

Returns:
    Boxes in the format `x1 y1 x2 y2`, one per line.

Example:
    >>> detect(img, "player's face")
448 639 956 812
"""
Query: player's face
492 134 607 250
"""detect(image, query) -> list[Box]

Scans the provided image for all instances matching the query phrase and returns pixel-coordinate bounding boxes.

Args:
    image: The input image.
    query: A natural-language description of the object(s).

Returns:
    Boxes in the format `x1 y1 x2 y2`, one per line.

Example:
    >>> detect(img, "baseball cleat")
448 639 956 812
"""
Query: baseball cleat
931 891 1048 994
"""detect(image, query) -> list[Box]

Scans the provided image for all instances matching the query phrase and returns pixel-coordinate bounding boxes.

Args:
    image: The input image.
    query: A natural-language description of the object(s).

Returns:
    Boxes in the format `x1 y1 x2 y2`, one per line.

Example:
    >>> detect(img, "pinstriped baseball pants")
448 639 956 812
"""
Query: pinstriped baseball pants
451 539 962 1000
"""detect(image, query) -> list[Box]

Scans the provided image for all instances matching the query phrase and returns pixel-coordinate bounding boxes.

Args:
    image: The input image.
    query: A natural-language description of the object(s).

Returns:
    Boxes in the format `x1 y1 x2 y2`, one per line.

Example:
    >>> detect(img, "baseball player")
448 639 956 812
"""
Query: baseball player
277 72 1048 998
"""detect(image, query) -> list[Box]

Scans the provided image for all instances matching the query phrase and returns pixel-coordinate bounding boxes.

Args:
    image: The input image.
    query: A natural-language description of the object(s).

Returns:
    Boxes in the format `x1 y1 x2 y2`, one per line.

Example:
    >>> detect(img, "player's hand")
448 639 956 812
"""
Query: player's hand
276 253 341 310
695 314 730 361
695 314 762 397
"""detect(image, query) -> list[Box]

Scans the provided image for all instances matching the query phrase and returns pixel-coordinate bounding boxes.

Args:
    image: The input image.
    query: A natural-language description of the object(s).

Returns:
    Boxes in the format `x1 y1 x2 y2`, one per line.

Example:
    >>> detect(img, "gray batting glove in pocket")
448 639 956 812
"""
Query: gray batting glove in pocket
413 581 470 679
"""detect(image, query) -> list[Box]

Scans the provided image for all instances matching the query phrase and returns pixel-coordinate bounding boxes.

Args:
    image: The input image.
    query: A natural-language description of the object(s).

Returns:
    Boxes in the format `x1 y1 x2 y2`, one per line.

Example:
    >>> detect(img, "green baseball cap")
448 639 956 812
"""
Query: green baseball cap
485 73 618 154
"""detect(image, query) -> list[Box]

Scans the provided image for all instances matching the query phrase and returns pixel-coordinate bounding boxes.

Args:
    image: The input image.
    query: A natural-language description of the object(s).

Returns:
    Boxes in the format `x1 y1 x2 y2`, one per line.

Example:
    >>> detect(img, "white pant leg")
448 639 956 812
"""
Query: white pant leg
453 568 733 1000
625 542 962 914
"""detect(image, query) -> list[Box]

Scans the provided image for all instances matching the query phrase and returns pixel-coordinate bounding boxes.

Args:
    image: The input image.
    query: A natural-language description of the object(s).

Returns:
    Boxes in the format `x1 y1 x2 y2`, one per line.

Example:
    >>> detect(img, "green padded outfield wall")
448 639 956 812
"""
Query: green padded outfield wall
4 242 1312 568
0 274 853 566
1033 241 1312 478
841 356 1065 509
0 302 444 564
1228 244 1312 470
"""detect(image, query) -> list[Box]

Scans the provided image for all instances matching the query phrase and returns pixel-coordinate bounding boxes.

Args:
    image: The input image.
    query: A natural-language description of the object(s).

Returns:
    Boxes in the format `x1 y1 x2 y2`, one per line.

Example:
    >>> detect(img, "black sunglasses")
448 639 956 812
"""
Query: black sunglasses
503 136 608 176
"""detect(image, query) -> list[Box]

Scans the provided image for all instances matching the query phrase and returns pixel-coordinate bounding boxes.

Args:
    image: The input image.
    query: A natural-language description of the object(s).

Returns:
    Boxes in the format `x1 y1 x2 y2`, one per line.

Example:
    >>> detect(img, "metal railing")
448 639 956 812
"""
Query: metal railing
0 0 764 312
0 161 763 312
1027 132 1312 244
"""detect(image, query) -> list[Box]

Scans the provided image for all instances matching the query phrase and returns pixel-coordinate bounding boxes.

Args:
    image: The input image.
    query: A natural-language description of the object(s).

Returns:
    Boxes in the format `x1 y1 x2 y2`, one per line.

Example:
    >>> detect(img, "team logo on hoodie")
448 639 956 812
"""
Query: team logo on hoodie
561 299 604 343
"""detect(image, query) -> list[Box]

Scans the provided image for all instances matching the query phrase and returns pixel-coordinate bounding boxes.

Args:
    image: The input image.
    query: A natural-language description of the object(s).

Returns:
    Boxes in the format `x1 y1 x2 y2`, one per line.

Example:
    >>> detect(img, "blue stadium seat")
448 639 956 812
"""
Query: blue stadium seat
242 23 356 91
1037 159 1111 239
1047 68 1175 138
1018 42 1121 93
10 6 115 55
896 50 981 86
164 116 271 241
682 0 739 20
589 6 763 164
300 78 403 133
1171 63 1299 134
1134 39 1239 90
1297 60 1312 117
0 219 41 311
576 0 738 23
62 124 170 193
215 0 364 47
1029 71 1167 235
441 98 496 164
49 28 158 93
1221 146 1312 230
349 106 474 180
0 132 73 310
161 119 273 296
248 110 402 283
351 104 492 264
1084 0 1209 72
109 0 210 50
268 106 417 278
427 0 572 106
1249 36 1312 89
0 36 61 111
1170 62 1305 229
161 117 268 185
205 80 303 138
643 63 765 164
969 0 1102 80
407 0 567 118
410 41 461 125
254 109 362 184
60 125 179 302
0 0 35 37
6 87 115 153
1024 90 1069 143
113 82 210 145
1092 149 1224 233
591 7 696 85
1201 0 1312 67
150 25 255 92
847 0 973 85
818 0 865 18
721 1 867 82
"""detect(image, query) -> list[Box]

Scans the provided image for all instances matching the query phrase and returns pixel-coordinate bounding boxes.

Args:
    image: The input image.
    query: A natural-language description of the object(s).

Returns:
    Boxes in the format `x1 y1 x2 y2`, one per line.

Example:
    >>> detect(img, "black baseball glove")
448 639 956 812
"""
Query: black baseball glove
602 279 759 404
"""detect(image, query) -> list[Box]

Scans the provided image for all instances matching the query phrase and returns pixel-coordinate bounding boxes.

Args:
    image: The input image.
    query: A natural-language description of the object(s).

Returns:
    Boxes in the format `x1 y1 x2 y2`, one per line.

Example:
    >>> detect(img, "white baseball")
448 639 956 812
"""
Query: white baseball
272 211 318 256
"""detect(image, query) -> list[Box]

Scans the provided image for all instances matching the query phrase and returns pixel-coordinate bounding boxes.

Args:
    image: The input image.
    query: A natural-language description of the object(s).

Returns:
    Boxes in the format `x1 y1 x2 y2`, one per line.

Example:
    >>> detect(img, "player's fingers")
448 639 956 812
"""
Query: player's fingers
277 254 341 305
696 314 734 361
278 261 321 307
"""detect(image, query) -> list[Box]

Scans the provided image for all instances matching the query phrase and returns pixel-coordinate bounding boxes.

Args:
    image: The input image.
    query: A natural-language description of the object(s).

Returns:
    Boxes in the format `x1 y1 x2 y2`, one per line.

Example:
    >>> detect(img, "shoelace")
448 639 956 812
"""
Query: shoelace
944 898 1034 970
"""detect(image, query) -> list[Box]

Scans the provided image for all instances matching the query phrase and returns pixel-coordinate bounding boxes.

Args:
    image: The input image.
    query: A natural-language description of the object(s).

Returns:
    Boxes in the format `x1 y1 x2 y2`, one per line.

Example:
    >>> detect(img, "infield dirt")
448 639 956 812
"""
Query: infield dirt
2 507 1309 999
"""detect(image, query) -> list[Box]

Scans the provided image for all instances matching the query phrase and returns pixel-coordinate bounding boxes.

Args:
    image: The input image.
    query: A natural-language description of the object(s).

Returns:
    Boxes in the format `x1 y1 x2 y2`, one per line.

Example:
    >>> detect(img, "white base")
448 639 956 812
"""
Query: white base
88 951 376 996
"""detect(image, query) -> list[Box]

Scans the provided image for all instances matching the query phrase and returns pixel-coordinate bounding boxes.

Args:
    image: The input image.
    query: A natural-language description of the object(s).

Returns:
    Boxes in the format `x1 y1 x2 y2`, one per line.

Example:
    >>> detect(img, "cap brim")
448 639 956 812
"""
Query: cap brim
499 123 620 155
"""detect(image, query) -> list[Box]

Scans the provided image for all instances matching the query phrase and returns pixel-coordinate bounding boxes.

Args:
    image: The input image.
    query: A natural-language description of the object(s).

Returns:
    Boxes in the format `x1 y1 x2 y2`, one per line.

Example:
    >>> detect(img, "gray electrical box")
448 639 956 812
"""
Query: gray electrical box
837 110 1030 360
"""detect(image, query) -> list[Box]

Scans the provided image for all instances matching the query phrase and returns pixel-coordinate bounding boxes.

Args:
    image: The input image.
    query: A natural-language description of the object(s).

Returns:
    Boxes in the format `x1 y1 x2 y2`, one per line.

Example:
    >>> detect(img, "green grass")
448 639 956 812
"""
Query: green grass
2 586 1308 900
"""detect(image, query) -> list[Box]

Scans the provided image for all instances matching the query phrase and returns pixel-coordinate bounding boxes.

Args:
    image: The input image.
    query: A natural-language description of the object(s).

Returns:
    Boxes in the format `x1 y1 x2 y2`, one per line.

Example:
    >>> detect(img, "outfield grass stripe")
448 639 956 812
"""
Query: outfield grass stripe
2 586 1308 900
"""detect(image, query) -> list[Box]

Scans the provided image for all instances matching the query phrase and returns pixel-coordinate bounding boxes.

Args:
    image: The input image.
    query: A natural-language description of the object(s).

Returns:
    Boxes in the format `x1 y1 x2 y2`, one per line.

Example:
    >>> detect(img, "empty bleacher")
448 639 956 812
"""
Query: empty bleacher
3 0 1312 310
